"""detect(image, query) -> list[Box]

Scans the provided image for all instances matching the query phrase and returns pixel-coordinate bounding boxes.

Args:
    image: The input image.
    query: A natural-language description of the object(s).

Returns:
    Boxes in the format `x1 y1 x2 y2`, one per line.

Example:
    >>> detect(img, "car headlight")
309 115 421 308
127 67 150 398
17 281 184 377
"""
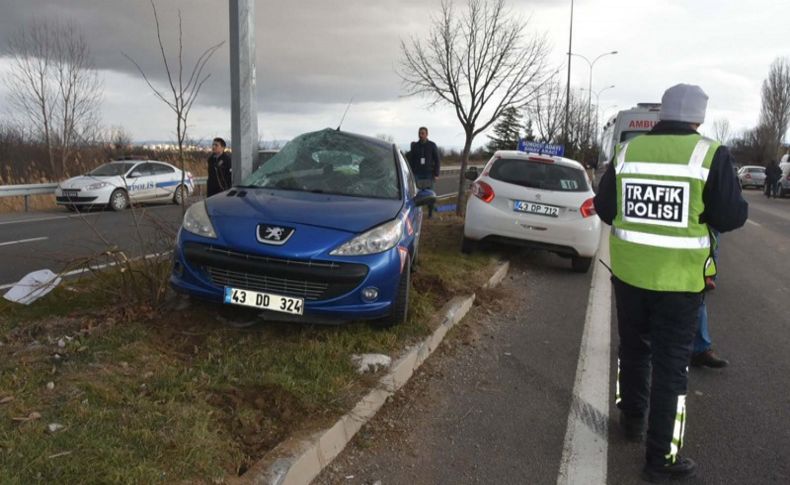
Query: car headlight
86 182 109 190
182 201 217 239
331 218 403 256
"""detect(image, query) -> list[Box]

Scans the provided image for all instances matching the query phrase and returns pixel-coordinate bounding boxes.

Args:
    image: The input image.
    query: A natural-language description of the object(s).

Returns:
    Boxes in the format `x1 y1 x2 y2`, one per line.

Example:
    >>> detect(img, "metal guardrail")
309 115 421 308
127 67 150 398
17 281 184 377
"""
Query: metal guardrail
0 166 483 211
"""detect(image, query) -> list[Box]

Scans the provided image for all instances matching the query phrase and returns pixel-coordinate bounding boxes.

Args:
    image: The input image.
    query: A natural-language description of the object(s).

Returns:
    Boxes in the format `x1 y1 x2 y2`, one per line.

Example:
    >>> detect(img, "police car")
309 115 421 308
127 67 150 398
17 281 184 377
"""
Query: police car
55 159 195 211
462 151 601 273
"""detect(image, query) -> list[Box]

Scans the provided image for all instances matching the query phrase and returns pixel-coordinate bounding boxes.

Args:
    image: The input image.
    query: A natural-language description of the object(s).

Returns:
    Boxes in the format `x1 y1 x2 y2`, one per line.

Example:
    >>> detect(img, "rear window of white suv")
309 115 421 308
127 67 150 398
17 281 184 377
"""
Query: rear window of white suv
489 158 588 192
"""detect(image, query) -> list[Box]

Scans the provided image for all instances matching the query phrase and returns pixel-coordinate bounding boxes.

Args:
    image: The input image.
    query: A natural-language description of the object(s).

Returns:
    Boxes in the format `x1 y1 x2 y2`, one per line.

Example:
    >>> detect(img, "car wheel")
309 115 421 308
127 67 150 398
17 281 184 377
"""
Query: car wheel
173 184 186 205
109 189 129 211
461 236 477 254
373 259 410 329
571 256 593 273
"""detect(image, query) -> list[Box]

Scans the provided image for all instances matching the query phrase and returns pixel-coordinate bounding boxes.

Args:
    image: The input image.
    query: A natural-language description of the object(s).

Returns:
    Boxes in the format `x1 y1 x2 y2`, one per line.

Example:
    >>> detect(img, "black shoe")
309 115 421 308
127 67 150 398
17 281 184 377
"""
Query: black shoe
642 456 697 482
620 412 646 442
691 349 729 368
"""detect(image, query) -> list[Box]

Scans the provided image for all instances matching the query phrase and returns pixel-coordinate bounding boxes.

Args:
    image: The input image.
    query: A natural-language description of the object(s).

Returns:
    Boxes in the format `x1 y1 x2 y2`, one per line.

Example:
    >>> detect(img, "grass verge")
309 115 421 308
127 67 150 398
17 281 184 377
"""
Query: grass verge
0 216 495 484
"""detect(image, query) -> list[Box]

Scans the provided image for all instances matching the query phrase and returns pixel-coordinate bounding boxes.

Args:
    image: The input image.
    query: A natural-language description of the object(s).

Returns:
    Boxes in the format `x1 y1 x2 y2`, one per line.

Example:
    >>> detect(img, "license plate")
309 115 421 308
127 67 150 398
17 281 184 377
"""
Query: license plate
63 190 79 198
514 200 559 217
224 287 304 315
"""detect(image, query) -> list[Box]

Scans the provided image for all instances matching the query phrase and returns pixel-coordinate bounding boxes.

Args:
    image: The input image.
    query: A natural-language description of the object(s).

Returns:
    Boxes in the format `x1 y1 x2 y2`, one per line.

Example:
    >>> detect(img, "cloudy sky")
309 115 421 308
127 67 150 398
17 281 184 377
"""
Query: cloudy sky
0 0 788 150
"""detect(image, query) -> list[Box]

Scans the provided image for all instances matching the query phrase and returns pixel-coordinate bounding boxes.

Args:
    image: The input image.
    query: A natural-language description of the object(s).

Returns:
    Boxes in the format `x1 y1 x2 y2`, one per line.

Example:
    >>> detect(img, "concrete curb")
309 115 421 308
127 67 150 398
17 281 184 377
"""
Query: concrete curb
232 261 509 485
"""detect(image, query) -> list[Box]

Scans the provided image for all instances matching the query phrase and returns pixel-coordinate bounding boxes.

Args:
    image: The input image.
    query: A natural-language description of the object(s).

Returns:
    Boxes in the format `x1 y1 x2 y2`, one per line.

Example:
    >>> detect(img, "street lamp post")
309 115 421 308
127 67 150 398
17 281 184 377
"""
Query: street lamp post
582 84 615 142
568 50 617 146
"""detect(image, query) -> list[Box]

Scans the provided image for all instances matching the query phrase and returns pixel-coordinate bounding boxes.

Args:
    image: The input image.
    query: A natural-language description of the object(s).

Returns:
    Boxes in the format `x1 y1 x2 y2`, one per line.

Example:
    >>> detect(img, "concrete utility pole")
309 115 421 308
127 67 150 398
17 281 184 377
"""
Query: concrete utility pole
229 0 258 185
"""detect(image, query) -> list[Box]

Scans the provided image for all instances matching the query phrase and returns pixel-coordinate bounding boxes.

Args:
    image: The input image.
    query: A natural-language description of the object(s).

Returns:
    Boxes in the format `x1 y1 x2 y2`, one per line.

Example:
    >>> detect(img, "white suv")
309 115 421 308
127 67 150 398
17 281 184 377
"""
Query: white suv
462 151 601 273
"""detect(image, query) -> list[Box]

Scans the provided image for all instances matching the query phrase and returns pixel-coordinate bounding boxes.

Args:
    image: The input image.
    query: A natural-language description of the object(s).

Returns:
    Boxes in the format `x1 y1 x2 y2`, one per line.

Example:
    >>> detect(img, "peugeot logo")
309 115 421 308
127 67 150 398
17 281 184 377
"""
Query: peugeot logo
535 193 542 201
257 224 295 245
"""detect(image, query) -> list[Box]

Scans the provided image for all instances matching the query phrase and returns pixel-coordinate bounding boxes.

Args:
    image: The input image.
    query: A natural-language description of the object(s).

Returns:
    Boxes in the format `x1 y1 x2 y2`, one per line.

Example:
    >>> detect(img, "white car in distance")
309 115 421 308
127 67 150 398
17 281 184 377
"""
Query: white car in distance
462 150 601 273
55 160 194 211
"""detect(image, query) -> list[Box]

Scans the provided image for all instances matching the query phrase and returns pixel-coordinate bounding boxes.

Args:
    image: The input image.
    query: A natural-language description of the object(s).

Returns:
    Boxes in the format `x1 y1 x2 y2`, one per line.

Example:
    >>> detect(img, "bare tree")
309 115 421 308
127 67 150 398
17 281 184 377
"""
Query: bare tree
711 118 732 145
124 0 224 210
759 57 790 158
528 79 566 144
399 0 551 214
4 20 102 177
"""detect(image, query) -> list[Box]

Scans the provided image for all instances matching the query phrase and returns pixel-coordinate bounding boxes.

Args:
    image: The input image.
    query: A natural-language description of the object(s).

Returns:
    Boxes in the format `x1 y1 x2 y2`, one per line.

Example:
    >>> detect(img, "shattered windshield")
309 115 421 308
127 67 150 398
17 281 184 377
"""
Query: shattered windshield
242 129 400 199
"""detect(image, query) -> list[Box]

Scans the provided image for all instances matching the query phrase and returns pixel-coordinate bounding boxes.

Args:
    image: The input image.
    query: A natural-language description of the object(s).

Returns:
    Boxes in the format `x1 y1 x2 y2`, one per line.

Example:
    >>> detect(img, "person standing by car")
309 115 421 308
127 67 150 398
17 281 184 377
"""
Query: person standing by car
207 137 232 197
764 159 781 198
594 84 747 482
408 127 441 217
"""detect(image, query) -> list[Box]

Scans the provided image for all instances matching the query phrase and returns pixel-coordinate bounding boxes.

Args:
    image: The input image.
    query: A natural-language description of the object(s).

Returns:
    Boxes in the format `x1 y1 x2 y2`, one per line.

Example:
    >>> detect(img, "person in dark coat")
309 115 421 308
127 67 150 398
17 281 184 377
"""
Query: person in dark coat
407 126 441 217
207 137 232 197
764 160 782 198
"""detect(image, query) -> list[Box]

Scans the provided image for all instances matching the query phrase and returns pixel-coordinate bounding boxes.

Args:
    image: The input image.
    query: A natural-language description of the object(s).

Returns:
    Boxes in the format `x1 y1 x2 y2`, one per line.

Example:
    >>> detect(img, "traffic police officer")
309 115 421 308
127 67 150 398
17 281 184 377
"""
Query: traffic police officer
594 84 748 482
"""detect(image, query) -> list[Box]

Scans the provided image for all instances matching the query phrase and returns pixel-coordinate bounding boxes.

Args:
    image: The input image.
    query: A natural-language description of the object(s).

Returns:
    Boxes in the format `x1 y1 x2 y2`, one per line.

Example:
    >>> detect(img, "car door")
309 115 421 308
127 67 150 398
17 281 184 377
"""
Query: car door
126 162 157 201
150 162 179 199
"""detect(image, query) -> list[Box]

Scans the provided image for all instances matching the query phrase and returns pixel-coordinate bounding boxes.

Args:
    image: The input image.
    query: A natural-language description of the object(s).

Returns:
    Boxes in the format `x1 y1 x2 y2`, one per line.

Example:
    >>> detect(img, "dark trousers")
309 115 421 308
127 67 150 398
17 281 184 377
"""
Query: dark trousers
613 277 703 465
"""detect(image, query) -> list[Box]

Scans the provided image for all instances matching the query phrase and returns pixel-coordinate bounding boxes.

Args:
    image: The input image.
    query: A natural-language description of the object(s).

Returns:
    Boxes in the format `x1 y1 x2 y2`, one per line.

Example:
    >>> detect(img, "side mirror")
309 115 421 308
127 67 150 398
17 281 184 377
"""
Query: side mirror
127 171 142 178
464 167 479 181
414 189 437 208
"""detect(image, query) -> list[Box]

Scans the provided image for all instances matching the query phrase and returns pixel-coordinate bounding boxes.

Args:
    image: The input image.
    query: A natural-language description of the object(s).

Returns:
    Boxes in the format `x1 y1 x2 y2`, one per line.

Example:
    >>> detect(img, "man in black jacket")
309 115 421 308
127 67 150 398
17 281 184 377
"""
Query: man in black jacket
408 127 441 217
207 137 232 197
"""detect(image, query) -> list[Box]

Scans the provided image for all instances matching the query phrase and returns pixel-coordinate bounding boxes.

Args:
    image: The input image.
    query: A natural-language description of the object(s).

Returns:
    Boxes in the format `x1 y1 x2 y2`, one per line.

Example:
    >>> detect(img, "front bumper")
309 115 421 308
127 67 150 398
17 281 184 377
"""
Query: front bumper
54 188 107 205
170 233 405 323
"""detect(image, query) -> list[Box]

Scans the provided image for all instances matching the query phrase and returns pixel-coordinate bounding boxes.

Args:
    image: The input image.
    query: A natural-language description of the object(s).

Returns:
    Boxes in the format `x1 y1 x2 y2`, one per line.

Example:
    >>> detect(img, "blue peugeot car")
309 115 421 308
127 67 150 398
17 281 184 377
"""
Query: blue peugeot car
170 129 436 326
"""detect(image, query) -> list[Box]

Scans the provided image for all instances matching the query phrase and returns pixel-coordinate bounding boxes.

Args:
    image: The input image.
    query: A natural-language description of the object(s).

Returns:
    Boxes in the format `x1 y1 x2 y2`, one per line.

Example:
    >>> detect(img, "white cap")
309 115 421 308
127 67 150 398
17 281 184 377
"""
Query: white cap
659 84 708 124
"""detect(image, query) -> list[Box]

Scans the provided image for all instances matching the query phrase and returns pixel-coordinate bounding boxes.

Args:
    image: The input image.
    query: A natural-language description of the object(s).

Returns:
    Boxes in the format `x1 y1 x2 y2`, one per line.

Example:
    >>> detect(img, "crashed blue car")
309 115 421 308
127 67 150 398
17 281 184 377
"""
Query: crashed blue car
170 128 436 326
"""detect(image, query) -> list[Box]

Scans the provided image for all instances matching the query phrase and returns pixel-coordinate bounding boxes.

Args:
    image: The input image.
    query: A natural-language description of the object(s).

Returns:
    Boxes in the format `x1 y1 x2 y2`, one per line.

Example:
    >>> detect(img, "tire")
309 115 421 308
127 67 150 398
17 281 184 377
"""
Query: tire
571 256 593 273
109 189 129 211
461 236 477 254
373 259 410 329
173 184 186 205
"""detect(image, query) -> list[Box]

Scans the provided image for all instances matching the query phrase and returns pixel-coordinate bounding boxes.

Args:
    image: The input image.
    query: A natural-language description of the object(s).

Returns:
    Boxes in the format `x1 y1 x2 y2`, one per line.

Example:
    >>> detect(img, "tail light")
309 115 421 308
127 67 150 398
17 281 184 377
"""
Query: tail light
471 181 495 203
580 197 596 218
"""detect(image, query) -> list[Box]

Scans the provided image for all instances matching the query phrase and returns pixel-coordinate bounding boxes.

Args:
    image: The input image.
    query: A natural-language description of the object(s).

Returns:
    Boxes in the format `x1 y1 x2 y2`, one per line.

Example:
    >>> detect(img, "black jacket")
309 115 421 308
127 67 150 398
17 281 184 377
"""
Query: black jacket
408 140 441 179
207 152 232 196
593 121 748 233
766 163 782 183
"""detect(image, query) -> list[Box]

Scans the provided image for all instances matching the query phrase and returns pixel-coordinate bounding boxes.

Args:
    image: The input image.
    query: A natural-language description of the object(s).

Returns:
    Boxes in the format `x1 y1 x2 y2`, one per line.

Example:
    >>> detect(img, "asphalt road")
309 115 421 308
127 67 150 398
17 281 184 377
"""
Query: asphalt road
0 174 462 287
318 188 790 484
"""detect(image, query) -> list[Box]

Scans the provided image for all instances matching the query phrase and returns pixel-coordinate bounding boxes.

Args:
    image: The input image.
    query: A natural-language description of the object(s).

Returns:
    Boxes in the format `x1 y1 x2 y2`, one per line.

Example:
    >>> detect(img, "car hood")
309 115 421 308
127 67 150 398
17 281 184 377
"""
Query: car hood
206 188 403 234
60 175 125 189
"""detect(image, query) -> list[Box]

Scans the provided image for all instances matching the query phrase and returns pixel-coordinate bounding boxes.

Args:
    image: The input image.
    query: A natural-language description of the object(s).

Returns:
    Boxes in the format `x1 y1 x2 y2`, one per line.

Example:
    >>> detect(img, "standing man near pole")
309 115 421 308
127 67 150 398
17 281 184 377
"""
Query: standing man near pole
594 84 747 482
408 126 441 218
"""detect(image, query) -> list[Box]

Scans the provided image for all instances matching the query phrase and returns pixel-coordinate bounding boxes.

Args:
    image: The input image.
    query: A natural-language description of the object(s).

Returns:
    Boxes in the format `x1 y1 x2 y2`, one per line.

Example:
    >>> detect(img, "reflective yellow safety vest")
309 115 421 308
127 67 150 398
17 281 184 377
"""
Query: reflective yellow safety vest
610 134 719 292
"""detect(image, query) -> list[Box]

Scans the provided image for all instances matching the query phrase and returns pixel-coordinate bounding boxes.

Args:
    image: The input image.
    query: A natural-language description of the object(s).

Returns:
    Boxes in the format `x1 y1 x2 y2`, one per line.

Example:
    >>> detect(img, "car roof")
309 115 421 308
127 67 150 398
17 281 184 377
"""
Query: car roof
741 165 764 169
490 150 586 171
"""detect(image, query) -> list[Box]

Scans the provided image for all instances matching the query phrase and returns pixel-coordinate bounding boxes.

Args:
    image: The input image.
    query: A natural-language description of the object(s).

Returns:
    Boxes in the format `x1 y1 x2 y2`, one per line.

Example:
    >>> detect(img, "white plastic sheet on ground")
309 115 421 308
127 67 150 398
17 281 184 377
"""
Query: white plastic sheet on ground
3 269 61 305
351 353 392 374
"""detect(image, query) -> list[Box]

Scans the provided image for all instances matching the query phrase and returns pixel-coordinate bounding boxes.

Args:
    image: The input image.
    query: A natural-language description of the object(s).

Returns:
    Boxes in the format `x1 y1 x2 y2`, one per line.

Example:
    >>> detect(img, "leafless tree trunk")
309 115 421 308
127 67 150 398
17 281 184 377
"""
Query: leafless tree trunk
759 57 790 158
399 0 551 215
711 118 732 145
4 20 102 178
528 79 566 144
124 0 224 213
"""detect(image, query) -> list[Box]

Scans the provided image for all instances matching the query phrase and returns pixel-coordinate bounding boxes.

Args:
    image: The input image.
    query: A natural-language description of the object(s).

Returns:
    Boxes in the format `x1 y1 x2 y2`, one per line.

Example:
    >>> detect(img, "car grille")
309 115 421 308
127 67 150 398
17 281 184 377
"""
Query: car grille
56 196 98 203
183 243 368 302
204 266 329 300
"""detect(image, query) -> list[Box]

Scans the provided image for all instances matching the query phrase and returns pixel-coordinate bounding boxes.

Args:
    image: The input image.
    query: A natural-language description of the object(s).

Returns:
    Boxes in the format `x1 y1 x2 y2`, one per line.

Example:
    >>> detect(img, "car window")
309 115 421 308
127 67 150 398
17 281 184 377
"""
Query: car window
89 162 136 177
243 129 400 199
399 151 416 198
748 167 765 173
134 163 155 176
151 163 175 174
489 158 589 192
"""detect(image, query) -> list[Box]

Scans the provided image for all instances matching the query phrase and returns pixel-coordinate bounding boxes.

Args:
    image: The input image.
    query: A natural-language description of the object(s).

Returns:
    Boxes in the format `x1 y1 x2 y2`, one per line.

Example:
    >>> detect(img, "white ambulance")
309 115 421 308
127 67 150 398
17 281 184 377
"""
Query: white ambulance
594 103 661 187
